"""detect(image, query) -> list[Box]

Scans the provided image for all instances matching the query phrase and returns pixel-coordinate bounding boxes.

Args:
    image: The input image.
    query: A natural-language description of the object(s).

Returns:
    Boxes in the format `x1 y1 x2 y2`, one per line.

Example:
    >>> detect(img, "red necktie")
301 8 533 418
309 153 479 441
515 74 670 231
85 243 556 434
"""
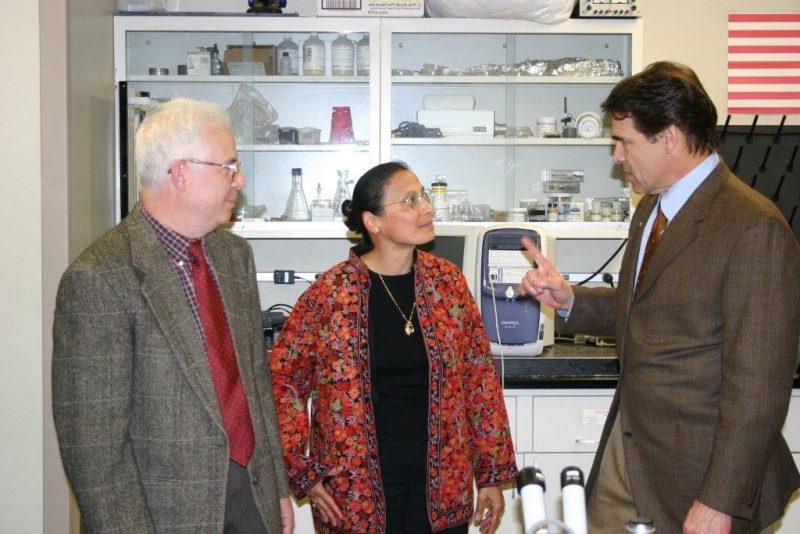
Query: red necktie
635 204 668 299
188 241 255 466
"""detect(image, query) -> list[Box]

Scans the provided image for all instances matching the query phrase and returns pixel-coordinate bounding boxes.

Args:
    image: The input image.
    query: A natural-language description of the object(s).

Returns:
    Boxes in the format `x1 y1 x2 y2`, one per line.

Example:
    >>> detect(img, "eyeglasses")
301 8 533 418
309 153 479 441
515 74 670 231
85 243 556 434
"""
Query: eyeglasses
183 158 243 182
382 190 432 210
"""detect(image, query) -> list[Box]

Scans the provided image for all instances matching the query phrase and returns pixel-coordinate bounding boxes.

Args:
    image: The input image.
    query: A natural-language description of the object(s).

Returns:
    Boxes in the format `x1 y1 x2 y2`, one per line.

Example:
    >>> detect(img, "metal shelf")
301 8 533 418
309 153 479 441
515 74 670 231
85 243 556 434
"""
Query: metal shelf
230 220 629 240
391 137 614 146
237 144 369 152
392 75 624 85
127 75 369 83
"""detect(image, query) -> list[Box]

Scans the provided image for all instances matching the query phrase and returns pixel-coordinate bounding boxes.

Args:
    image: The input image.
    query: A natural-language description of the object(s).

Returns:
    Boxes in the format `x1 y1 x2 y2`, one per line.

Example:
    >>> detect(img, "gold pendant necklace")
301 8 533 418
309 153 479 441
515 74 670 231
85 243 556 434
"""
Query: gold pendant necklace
376 273 416 336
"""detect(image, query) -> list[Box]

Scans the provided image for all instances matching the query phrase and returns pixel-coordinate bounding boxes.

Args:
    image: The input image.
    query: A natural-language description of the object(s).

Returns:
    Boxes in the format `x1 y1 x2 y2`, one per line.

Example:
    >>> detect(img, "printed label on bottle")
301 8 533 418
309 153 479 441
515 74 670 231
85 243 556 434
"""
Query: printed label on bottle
331 46 354 75
357 44 370 75
280 50 299 75
303 45 325 75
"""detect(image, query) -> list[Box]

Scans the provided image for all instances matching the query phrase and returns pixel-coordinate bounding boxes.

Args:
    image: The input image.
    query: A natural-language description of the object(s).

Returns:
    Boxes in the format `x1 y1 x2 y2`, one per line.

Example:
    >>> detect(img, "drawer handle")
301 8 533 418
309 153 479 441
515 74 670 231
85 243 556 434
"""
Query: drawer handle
574 438 599 445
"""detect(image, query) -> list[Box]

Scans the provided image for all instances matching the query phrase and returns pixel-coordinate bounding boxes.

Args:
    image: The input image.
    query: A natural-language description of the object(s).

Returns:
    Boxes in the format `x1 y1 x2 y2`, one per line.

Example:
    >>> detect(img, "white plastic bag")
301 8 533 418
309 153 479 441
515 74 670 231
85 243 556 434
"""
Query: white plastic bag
425 0 576 24
226 84 279 143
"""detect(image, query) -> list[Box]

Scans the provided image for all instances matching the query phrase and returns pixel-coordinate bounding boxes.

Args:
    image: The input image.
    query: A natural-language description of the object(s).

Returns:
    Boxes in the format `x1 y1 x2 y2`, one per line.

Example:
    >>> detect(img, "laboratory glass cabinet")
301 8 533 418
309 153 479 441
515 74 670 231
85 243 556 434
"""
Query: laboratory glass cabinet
114 15 642 241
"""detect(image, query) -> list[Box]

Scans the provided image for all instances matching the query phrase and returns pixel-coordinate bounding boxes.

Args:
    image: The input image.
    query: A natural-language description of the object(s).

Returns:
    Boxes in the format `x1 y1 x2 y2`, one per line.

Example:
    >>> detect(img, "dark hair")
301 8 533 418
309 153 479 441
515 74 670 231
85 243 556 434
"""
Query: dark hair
601 61 719 154
342 161 410 255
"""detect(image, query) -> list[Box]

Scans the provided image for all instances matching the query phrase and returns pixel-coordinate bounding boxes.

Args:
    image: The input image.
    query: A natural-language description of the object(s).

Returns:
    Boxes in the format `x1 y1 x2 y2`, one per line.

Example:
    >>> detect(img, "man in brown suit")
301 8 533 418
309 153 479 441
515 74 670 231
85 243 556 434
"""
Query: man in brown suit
520 62 800 533
52 98 293 533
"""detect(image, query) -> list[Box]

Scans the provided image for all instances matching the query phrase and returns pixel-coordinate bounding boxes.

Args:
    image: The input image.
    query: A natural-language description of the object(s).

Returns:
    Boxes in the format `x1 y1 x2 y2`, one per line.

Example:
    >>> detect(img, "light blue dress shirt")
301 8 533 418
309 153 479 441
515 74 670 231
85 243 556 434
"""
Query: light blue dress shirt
634 152 719 282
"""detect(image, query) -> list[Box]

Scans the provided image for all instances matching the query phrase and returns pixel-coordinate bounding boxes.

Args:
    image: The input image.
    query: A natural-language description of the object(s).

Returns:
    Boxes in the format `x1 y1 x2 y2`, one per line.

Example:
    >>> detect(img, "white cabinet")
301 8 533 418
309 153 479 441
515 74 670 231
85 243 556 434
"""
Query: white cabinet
779 454 800 532
779 393 800 533
532 396 609 453
502 389 613 531
114 16 381 222
114 16 641 236
381 18 642 223
502 389 800 534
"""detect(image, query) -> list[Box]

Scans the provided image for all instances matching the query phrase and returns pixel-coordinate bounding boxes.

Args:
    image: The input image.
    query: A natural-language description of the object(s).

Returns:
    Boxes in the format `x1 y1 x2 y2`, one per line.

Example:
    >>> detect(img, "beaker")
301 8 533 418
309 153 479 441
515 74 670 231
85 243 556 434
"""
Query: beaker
283 168 311 221
329 106 355 143
333 170 351 217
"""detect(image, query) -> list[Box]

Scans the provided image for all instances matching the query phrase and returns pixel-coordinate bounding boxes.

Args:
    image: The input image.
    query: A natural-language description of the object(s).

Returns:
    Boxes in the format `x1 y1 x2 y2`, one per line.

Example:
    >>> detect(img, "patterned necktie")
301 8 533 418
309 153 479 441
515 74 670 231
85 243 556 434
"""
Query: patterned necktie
635 203 668 299
188 240 255 466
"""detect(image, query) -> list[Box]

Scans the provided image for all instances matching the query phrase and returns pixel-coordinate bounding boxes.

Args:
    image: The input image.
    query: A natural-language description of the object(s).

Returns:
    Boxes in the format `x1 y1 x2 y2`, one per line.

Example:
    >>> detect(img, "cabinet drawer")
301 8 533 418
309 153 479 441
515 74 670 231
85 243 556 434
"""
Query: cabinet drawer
776 454 800 533
533 396 612 452
783 396 800 452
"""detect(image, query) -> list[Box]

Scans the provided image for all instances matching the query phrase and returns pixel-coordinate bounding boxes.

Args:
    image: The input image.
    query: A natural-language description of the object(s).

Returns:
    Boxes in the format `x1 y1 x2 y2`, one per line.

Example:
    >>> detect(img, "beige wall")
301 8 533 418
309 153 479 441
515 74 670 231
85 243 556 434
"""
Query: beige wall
640 0 800 125
0 0 43 531
40 0 116 533
41 0 73 532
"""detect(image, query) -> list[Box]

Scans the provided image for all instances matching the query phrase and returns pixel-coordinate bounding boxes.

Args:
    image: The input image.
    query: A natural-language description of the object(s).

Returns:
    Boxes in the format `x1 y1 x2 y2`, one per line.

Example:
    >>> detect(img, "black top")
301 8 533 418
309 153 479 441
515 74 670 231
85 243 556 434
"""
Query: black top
368 269 429 441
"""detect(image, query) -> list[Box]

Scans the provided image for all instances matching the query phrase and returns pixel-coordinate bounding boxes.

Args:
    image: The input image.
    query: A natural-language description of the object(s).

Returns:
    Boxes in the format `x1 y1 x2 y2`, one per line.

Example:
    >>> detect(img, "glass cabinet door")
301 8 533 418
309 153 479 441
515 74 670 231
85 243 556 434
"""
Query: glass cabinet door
115 16 380 223
381 18 642 226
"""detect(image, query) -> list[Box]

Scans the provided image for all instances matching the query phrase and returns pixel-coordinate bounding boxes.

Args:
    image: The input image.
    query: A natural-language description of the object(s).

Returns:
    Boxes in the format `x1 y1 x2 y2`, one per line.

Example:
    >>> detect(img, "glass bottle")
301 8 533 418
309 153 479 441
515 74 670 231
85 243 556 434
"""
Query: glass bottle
333 169 351 218
277 36 299 75
279 52 292 76
302 33 325 76
356 34 370 76
209 44 222 75
431 176 448 222
283 168 311 221
331 33 354 76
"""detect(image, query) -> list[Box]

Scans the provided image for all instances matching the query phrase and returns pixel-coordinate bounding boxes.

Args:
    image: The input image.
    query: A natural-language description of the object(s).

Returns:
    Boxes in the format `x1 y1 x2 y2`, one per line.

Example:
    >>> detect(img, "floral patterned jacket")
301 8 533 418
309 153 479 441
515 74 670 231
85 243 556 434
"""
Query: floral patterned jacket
270 249 517 533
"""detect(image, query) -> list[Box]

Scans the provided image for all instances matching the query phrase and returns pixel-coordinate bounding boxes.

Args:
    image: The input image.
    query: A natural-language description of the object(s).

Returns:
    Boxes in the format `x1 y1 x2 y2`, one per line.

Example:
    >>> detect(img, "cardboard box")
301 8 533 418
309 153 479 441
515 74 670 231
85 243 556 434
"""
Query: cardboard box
223 45 277 75
317 0 423 17
417 110 495 137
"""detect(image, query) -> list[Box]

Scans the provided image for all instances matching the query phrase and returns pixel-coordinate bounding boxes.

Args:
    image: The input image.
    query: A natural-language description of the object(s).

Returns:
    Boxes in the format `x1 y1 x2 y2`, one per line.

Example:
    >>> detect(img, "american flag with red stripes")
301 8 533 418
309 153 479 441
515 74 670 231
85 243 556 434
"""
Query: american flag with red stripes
727 13 800 115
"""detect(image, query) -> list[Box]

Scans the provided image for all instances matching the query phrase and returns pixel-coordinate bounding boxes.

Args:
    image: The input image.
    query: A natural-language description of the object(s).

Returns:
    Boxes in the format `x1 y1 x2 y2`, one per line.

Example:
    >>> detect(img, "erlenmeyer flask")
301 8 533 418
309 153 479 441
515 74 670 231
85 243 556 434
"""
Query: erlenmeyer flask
333 169 351 217
283 168 311 221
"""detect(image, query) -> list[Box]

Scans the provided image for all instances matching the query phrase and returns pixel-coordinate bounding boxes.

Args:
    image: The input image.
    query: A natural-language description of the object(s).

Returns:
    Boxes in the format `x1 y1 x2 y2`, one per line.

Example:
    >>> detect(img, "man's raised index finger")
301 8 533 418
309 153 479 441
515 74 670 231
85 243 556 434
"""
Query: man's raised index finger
520 235 546 262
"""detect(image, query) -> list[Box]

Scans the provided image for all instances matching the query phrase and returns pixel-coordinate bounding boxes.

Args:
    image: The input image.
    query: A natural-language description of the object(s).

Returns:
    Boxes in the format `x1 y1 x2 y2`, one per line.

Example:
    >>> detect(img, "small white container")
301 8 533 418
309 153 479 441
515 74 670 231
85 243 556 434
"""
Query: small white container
186 47 211 75
536 117 557 137
508 208 527 222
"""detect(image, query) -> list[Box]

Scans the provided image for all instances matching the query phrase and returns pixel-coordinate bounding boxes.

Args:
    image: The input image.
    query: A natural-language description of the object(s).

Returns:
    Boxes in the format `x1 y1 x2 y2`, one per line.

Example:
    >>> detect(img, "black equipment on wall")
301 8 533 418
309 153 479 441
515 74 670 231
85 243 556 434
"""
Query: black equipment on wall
717 114 800 242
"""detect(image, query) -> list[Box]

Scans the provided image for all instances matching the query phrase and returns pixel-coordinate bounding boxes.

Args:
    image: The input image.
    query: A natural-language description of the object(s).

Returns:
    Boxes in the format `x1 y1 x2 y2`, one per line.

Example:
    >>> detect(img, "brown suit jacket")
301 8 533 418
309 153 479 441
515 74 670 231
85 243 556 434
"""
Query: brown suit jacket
53 205 290 533
560 162 800 533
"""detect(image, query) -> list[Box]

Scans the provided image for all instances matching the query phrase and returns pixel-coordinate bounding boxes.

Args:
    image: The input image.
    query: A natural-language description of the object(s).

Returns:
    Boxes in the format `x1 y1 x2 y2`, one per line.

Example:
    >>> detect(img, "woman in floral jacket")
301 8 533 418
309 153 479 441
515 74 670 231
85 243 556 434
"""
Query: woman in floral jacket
270 162 517 534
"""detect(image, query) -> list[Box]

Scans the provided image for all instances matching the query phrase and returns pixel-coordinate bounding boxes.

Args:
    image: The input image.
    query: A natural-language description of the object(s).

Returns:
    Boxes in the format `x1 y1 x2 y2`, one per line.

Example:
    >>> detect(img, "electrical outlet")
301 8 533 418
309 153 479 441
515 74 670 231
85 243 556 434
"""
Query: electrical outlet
274 270 295 284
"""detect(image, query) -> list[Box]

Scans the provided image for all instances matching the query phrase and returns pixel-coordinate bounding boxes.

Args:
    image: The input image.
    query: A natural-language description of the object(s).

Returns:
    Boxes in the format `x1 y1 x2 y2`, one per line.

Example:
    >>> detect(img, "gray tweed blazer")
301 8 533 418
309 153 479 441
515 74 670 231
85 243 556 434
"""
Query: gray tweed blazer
561 162 800 533
53 205 289 533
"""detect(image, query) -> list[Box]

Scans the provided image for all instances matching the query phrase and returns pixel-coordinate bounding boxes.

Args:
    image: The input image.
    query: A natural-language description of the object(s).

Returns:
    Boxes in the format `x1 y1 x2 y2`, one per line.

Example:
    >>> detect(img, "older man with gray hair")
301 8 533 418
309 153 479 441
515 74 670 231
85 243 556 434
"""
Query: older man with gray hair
53 98 293 533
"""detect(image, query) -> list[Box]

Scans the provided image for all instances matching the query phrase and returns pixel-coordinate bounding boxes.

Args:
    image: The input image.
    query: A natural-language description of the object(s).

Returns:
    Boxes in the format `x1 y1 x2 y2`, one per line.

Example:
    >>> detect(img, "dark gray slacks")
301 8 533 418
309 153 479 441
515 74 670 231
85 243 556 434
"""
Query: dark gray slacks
224 460 268 534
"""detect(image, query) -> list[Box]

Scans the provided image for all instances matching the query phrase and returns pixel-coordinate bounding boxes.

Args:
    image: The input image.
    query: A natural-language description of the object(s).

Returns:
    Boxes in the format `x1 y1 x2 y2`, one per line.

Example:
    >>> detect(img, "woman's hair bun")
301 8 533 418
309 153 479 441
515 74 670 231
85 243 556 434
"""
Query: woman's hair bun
341 199 353 218
341 199 360 232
